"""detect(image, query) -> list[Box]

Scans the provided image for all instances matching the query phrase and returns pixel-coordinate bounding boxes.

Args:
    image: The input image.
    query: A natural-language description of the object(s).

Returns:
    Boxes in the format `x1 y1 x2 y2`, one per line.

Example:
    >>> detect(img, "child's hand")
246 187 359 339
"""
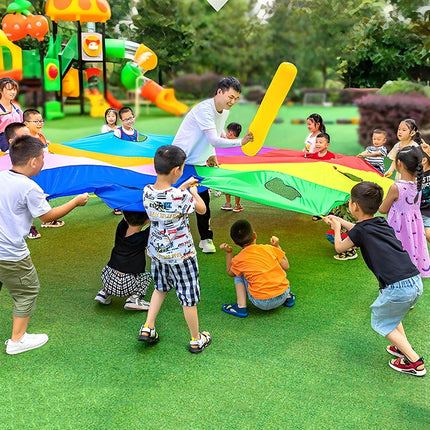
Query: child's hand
74 193 89 206
241 130 254 146
384 170 393 178
270 236 280 247
180 177 199 190
358 151 368 157
220 243 233 253
324 215 341 231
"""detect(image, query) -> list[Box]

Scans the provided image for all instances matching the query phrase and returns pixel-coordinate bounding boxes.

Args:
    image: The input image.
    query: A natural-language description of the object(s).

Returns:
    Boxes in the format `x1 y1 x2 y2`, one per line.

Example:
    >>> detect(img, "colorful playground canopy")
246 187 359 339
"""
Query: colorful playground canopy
0 133 392 215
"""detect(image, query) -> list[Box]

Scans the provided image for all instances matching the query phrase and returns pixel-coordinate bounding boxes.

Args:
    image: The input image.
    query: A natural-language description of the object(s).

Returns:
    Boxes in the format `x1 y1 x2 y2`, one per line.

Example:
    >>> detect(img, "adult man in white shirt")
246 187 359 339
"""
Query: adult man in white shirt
172 77 253 253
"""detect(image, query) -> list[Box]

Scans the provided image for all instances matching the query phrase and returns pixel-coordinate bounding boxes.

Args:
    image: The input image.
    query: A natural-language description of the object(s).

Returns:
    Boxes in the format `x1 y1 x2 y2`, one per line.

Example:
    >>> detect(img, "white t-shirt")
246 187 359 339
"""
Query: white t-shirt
101 124 115 133
0 170 51 261
143 184 196 265
172 98 241 165
304 133 317 153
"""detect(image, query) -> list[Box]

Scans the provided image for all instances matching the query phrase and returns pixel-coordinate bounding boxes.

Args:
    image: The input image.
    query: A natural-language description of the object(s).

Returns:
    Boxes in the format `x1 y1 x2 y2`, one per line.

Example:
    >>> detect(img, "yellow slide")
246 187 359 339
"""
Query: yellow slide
243 62 297 156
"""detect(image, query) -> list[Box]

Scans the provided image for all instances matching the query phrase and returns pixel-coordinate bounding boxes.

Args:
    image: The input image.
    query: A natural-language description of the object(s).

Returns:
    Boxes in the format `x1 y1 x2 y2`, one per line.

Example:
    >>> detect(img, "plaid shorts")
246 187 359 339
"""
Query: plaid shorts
101 265 152 297
151 256 200 306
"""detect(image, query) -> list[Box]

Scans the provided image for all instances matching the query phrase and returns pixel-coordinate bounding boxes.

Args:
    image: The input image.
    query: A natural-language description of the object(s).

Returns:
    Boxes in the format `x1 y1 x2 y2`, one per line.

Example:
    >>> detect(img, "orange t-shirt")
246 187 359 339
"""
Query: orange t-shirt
230 244 289 300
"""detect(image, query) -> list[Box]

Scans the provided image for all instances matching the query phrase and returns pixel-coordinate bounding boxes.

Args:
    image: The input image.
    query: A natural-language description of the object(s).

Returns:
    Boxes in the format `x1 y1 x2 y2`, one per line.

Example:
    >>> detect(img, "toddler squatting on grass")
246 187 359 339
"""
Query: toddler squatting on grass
220 219 295 317
325 181 426 377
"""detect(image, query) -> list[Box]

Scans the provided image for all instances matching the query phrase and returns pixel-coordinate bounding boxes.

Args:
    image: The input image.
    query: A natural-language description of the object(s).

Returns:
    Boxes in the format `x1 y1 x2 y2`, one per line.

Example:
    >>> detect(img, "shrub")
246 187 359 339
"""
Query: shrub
173 73 223 100
173 73 202 99
379 79 430 97
356 95 430 149
244 86 266 103
200 72 222 98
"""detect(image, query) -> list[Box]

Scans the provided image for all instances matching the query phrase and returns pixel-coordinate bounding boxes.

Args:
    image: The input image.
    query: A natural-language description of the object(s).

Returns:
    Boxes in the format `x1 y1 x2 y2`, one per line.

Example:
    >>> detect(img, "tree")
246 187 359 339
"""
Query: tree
179 0 269 84
264 0 381 88
122 0 194 85
338 6 430 87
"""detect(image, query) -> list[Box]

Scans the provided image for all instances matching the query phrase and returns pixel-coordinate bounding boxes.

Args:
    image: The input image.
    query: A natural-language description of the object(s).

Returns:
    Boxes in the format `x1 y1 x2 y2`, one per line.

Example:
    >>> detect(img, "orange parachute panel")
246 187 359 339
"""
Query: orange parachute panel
45 0 111 23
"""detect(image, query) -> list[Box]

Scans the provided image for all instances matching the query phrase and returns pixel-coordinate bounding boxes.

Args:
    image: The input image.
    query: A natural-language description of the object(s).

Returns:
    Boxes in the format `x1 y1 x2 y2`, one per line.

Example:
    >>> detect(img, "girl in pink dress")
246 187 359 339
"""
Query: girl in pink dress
379 146 430 277
0 77 22 152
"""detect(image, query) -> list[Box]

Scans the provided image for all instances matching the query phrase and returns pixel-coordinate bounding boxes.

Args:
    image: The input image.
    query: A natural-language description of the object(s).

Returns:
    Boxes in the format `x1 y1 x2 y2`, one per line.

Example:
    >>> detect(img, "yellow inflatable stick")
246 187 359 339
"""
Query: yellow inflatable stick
243 62 297 156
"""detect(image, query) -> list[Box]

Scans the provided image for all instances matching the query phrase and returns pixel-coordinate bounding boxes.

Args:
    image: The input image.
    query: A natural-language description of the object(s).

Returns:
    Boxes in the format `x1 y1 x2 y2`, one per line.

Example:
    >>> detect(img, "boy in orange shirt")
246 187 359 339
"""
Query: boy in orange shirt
220 219 295 317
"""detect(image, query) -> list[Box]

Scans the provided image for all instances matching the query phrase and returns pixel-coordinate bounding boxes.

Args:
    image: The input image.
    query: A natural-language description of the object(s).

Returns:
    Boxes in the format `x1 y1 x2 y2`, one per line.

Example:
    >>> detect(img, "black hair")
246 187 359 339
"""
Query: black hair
23 108 42 122
230 219 254 247
316 132 330 143
118 106 134 120
372 129 387 138
396 145 424 201
215 77 241 95
122 210 149 226
226 122 242 138
401 118 423 145
9 135 44 166
104 107 118 125
4 122 28 143
350 181 384 215
0 77 18 98
307 113 326 134
154 145 186 175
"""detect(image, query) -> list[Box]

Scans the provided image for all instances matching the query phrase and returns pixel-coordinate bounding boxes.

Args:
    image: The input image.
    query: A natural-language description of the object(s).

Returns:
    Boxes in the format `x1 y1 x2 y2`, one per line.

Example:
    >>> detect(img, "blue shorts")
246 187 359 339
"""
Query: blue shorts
234 275 290 310
370 274 422 336
422 214 430 229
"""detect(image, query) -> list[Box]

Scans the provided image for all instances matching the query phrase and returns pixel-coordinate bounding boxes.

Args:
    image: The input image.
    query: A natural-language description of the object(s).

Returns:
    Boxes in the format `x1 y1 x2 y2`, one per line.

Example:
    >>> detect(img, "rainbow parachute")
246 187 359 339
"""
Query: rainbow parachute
0 132 392 214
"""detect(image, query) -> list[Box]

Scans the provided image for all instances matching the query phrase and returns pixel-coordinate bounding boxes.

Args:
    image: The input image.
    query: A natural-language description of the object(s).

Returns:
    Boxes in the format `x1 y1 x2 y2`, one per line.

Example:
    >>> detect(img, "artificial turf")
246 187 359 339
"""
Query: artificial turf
0 104 428 429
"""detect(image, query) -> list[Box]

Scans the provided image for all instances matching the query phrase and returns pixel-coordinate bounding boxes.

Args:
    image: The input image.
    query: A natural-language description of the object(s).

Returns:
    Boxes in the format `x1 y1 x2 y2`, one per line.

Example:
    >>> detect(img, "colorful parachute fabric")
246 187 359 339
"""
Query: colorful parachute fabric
1 133 393 215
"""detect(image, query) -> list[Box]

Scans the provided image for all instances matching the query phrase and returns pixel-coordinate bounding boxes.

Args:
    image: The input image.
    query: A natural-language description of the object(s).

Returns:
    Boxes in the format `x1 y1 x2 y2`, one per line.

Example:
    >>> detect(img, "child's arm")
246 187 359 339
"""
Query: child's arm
324 216 356 253
188 186 206 215
378 183 399 214
384 160 395 178
219 243 235 277
359 150 383 157
323 214 355 231
39 193 89 223
270 236 290 271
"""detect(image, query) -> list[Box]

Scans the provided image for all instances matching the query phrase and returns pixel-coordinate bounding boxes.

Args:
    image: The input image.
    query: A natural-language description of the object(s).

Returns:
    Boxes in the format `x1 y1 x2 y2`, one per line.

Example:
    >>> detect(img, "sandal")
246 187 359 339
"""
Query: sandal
222 303 248 317
233 204 244 212
189 331 212 354
312 215 323 221
386 344 405 358
221 203 232 211
113 209 122 215
138 324 159 344
284 292 296 307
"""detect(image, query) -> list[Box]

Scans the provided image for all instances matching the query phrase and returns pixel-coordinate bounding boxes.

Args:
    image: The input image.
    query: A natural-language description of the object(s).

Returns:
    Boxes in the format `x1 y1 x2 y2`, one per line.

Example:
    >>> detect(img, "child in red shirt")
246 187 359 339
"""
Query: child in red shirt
306 132 335 160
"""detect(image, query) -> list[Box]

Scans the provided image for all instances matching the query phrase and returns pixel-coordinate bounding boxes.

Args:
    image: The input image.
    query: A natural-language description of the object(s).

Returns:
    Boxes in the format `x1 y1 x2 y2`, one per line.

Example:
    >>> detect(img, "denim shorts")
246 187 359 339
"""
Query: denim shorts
234 275 290 310
422 215 430 229
370 274 422 336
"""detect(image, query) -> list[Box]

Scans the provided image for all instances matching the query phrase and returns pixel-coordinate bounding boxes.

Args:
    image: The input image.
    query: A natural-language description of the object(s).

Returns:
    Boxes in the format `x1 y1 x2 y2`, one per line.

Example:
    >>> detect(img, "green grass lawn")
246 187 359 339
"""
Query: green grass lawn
0 104 428 429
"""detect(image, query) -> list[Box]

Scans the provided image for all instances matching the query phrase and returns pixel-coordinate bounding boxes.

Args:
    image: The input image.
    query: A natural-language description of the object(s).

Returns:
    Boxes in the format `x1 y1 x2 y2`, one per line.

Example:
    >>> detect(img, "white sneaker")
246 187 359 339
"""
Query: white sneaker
5 332 49 355
199 239 216 254
94 289 112 305
124 295 150 311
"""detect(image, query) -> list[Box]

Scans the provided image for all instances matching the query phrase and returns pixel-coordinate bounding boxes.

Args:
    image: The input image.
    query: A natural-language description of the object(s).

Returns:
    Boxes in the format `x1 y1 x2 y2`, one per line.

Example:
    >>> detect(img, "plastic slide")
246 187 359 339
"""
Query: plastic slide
0 30 22 80
243 62 297 156
86 89 110 117
140 79 188 116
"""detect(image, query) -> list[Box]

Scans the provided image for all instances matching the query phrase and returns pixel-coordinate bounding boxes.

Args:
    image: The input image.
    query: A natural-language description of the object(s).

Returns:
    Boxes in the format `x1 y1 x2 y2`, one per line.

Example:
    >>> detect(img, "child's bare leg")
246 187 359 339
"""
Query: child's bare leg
225 194 231 205
12 316 30 341
234 196 241 206
235 281 247 308
144 290 166 328
425 227 430 243
182 305 199 339
386 323 420 363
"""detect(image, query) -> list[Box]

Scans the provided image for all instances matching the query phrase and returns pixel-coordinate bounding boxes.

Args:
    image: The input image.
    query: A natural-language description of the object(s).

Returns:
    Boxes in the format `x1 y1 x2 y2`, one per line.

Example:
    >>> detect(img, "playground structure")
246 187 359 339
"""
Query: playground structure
0 0 188 119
